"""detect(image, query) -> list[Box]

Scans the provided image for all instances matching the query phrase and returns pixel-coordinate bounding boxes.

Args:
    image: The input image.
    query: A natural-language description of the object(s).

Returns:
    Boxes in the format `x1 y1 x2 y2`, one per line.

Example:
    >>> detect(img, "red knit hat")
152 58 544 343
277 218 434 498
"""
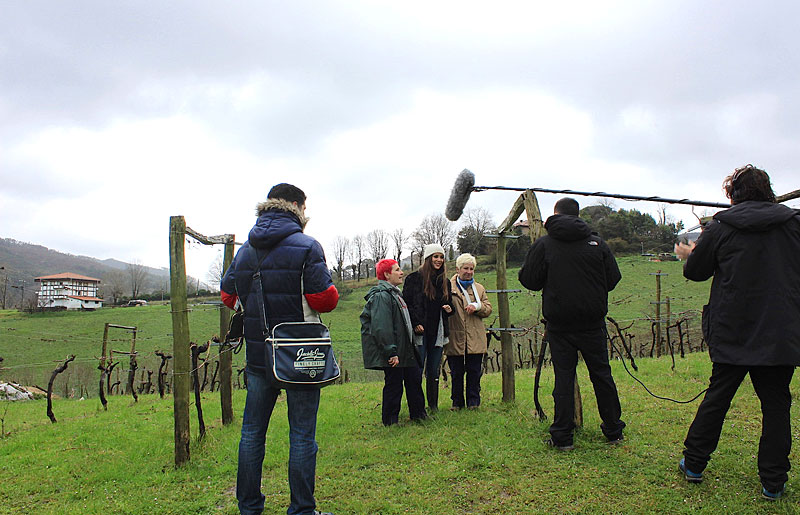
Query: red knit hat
376 259 398 280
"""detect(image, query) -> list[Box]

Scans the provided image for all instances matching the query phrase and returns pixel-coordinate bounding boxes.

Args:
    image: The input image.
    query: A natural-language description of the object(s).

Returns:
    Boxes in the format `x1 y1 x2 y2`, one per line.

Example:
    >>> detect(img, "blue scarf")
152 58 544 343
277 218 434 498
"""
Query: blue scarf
457 277 474 289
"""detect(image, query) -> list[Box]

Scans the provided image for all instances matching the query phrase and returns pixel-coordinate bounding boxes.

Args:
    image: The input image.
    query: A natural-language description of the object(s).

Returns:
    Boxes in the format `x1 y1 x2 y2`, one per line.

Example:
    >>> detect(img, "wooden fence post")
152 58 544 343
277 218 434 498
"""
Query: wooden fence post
100 323 109 369
169 216 191 467
219 239 235 425
496 234 515 402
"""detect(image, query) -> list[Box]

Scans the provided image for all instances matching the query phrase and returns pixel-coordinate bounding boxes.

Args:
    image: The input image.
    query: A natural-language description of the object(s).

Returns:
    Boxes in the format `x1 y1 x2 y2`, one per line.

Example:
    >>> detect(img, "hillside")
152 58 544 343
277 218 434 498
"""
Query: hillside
0 238 172 307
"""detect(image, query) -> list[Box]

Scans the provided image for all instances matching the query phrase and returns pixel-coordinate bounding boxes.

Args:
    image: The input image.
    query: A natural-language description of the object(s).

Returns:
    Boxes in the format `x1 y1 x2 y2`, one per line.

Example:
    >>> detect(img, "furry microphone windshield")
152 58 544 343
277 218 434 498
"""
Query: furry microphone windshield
445 169 475 221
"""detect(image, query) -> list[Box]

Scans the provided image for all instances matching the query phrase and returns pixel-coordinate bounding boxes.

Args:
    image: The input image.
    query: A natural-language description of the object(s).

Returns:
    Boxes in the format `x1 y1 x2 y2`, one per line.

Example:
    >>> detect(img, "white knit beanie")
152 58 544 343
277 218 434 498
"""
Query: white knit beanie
423 243 445 261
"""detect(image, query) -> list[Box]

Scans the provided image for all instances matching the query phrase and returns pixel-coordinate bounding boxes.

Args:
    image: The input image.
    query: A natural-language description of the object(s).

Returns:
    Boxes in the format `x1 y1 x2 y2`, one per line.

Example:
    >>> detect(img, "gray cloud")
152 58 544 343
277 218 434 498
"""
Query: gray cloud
2 0 800 277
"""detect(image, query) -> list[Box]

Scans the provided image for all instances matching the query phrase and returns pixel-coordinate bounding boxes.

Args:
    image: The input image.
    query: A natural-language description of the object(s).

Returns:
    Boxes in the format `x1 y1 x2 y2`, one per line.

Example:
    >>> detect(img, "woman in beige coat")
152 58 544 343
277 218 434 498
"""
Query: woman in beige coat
445 253 492 409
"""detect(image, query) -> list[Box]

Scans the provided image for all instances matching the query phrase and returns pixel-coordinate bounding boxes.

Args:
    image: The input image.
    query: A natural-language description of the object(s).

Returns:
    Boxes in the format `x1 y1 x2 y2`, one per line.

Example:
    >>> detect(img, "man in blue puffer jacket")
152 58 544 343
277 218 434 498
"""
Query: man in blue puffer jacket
221 183 338 515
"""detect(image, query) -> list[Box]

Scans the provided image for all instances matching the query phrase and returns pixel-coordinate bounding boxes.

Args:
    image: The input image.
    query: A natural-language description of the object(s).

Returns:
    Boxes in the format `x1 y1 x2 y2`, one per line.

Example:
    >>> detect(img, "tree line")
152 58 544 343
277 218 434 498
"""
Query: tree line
198 202 685 287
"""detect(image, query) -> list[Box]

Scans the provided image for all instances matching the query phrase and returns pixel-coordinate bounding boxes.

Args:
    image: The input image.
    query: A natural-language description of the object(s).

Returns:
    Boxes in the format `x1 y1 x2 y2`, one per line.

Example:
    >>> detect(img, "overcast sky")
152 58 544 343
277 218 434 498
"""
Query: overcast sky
2 1 799 283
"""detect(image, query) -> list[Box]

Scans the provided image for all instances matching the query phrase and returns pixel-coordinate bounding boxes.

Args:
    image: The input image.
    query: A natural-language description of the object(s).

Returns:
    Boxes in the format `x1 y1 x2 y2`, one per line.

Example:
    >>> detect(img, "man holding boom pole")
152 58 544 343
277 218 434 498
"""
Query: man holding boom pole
674 164 800 501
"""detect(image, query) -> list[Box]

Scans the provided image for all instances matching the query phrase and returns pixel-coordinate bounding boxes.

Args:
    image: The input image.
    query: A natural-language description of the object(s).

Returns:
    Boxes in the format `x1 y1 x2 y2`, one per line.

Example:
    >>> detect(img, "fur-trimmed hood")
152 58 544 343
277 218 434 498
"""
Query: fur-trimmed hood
255 198 309 228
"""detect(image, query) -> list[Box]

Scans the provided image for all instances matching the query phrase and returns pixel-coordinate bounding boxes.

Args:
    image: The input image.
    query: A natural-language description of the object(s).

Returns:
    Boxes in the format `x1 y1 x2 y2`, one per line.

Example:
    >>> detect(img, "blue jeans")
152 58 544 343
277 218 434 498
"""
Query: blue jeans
237 369 321 515
417 342 443 380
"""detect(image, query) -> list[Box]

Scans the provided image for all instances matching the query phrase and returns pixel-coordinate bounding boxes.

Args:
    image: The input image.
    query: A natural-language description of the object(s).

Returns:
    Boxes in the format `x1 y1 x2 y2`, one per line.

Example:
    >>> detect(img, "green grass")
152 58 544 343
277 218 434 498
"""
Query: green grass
0 256 710 394
0 302 234 394
2 352 799 513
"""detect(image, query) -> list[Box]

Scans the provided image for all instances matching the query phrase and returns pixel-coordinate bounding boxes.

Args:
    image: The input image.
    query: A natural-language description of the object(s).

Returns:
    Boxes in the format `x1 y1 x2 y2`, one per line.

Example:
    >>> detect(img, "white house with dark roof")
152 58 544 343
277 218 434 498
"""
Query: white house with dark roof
35 273 103 310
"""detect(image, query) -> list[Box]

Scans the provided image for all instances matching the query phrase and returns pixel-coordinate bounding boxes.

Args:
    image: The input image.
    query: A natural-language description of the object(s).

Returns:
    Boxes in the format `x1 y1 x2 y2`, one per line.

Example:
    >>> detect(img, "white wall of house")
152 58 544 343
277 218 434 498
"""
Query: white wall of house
36 276 103 310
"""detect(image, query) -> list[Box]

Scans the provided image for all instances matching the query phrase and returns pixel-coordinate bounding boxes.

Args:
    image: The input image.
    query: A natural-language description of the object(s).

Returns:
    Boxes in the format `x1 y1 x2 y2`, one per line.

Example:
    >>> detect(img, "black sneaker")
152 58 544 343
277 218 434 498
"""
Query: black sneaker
762 485 785 501
679 458 703 483
545 438 574 451
607 435 625 445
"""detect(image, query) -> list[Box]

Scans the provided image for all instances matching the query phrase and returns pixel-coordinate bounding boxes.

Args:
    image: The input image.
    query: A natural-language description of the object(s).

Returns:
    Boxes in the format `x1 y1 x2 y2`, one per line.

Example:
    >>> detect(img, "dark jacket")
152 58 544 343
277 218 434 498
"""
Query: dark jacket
360 281 421 369
684 201 800 366
518 214 621 332
402 270 452 339
220 199 338 371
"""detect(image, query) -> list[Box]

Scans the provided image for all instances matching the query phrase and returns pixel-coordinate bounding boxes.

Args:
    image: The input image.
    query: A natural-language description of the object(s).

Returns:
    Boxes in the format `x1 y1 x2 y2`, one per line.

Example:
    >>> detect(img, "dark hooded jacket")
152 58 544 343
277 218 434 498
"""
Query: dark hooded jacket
518 214 621 332
684 201 800 366
220 199 338 372
360 281 421 370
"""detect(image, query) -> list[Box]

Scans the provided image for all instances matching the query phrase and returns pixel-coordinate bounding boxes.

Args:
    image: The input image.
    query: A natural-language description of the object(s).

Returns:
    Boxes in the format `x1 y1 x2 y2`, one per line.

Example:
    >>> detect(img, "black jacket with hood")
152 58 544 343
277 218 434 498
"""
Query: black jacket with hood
684 201 800 366
518 214 621 332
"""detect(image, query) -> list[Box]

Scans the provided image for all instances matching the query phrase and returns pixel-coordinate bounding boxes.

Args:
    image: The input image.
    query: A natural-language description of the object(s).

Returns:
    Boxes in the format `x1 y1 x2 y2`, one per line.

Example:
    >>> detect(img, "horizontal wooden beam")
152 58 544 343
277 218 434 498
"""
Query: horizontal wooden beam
496 193 526 234
185 227 238 246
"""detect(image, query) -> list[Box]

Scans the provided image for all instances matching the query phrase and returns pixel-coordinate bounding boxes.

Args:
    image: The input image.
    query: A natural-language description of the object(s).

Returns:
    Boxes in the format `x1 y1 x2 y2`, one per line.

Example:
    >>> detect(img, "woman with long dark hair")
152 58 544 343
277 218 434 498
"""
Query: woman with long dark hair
402 243 452 412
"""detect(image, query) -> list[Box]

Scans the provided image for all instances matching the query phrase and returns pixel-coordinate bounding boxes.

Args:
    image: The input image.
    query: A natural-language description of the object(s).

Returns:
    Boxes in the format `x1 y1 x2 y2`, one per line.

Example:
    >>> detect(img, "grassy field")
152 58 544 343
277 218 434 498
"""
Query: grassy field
0 256 711 396
2 352 799 513
3 259 798 513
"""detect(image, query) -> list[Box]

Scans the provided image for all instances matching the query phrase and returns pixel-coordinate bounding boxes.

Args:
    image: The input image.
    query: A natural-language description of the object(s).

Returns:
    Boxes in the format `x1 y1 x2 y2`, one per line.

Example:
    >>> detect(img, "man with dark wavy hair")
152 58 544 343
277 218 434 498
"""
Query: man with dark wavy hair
675 165 800 500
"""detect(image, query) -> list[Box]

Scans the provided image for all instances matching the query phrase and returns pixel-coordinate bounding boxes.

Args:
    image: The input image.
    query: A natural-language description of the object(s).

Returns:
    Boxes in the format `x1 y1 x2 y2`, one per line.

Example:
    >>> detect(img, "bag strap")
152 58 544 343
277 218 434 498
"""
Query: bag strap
251 246 274 340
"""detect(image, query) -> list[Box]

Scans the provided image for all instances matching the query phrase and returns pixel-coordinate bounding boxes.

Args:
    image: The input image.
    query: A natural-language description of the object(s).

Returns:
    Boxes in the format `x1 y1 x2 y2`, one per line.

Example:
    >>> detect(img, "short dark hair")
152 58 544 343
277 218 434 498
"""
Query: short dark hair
554 197 580 216
723 165 775 204
267 183 307 205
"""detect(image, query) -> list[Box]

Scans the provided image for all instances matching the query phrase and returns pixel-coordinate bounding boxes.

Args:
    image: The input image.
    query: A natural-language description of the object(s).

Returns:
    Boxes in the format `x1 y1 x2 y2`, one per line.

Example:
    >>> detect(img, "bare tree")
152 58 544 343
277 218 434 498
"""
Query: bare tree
331 236 349 281
207 253 224 288
457 206 496 255
351 235 365 281
366 230 389 276
127 260 150 299
391 228 408 264
412 214 456 265
102 270 127 305
656 203 668 225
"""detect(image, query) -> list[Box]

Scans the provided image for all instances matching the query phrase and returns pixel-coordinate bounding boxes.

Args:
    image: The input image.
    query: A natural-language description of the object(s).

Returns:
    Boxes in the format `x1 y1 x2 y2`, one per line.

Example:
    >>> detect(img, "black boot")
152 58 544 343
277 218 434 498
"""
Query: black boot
426 378 439 413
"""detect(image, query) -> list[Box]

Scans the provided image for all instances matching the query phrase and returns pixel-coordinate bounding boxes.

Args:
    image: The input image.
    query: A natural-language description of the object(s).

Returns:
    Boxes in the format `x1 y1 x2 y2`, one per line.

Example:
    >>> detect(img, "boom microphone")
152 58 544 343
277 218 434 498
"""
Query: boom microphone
445 168 475 221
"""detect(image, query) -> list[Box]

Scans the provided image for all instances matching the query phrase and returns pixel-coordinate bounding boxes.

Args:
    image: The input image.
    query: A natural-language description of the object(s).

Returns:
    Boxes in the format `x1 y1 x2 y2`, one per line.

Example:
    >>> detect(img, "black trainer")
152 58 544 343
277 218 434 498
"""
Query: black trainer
545 438 575 451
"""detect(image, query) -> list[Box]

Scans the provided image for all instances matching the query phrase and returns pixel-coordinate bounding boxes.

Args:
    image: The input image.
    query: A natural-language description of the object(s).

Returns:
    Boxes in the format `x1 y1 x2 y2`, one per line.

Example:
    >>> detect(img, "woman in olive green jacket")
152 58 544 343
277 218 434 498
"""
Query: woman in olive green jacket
361 259 426 425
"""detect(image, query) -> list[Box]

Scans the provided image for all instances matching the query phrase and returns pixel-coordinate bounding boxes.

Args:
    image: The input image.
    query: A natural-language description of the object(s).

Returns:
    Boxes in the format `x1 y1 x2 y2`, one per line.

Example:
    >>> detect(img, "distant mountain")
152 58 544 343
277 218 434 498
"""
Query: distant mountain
100 258 131 271
0 238 174 307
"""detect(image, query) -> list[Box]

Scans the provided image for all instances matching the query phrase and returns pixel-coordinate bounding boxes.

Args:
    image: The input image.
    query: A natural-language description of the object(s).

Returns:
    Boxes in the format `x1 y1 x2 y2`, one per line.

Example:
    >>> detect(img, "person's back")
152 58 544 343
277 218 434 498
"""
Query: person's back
675 164 799 500
684 200 800 365
220 183 337 515
518 197 625 450
529 213 620 331
224 197 337 372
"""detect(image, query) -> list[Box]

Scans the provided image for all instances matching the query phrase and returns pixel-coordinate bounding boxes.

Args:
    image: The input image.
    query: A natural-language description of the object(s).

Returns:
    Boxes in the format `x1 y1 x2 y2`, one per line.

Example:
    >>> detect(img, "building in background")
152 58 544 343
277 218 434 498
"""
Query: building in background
35 273 103 310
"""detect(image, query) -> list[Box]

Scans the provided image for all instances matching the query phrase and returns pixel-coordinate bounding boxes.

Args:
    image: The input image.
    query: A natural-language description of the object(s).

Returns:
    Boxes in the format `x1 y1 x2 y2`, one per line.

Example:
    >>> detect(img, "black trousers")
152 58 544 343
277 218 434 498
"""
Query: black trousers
548 328 625 445
447 353 484 408
683 363 794 491
382 365 426 426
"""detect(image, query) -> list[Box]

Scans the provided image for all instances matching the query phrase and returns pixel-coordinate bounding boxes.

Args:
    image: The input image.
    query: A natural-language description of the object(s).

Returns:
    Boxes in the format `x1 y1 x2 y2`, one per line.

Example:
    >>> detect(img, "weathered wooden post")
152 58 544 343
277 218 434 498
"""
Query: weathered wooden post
169 216 191 467
100 323 110 369
495 233 515 402
184 227 237 425
219 239 235 425
650 270 667 357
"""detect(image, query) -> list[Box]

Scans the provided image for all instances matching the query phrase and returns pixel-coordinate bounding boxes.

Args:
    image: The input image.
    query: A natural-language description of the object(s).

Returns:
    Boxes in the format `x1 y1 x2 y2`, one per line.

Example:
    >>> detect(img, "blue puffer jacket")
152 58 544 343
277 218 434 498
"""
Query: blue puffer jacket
220 199 338 371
